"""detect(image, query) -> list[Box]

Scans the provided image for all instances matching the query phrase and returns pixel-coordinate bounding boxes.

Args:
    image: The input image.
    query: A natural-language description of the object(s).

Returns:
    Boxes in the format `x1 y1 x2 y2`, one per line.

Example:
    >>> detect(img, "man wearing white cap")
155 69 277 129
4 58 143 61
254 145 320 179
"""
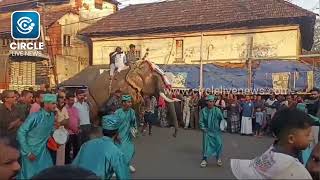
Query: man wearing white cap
17 94 57 179
231 108 313 179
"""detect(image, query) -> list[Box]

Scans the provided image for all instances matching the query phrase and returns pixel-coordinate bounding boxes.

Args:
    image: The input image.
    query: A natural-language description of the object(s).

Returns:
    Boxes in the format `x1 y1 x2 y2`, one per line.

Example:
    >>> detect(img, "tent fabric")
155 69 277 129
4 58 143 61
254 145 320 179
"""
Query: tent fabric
159 60 315 90
315 70 320 88
253 60 312 90
60 61 316 91
159 64 247 89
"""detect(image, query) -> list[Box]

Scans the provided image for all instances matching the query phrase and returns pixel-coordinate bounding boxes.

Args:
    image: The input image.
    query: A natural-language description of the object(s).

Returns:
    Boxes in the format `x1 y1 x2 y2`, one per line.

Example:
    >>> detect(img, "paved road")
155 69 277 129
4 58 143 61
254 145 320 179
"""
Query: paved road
132 127 274 179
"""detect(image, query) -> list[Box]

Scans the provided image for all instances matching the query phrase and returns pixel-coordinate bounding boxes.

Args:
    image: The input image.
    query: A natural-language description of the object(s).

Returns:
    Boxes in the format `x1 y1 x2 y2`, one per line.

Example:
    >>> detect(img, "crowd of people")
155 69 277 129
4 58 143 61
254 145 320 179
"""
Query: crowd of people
0 84 320 179
168 89 320 140
0 85 139 179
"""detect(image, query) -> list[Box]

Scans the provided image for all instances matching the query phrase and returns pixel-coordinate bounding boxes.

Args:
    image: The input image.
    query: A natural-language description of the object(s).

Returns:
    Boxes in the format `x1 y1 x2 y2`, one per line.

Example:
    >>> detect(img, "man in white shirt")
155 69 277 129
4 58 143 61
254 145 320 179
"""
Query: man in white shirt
55 96 69 165
109 47 128 80
73 89 91 145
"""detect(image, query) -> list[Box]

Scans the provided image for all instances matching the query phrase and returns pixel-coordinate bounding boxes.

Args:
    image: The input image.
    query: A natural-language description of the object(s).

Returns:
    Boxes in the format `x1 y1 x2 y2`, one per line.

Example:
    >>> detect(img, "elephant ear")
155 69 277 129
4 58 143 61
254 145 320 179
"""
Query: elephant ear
126 64 144 92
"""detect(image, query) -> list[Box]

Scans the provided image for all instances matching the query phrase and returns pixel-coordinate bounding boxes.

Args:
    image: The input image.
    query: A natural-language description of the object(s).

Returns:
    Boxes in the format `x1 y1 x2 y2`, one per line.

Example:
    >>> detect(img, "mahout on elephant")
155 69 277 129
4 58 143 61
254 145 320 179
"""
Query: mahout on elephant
66 60 179 137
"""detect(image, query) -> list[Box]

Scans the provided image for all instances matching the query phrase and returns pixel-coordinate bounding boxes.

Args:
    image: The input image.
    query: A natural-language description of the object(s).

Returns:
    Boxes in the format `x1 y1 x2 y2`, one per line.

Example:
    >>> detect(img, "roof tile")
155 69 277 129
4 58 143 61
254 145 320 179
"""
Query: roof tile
81 0 316 35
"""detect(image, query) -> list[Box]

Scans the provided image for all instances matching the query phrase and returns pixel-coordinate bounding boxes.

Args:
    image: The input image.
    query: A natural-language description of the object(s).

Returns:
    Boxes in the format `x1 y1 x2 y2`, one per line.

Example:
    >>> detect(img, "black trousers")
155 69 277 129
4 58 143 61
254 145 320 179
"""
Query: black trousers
65 134 80 164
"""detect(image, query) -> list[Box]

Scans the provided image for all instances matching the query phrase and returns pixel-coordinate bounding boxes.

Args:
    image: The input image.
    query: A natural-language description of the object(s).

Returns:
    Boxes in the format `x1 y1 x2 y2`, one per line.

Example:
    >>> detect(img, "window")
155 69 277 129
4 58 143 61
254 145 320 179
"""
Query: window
135 50 141 60
2 39 6 46
94 0 103 9
2 38 10 47
175 40 184 62
63 35 71 47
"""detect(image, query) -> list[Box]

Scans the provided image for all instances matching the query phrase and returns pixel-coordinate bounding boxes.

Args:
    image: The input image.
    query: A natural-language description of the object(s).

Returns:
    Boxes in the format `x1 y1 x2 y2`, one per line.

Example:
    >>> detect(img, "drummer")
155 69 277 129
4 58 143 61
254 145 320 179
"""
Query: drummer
17 94 57 179
73 112 130 179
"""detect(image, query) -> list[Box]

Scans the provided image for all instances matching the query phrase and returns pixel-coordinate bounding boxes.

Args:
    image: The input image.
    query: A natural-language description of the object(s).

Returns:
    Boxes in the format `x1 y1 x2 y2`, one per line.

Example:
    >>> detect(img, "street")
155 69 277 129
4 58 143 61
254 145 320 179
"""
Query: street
132 127 274 179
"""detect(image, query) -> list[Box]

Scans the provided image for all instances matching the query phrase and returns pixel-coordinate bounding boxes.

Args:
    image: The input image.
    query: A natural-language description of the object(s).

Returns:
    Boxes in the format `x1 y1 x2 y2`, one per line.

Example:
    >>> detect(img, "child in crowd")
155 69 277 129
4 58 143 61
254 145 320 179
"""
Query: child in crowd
231 108 314 179
254 107 264 137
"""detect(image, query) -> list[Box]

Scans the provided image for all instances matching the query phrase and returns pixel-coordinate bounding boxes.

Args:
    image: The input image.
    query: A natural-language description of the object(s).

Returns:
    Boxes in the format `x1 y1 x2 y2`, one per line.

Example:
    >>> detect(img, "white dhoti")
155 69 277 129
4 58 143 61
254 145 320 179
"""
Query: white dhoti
56 144 65 166
183 107 191 128
241 116 253 135
110 63 129 76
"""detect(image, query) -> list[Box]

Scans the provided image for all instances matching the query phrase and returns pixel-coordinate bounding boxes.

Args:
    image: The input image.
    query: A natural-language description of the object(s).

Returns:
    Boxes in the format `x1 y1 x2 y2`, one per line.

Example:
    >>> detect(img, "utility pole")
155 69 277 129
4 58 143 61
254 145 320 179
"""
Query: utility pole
247 36 253 90
39 2 59 86
199 32 204 93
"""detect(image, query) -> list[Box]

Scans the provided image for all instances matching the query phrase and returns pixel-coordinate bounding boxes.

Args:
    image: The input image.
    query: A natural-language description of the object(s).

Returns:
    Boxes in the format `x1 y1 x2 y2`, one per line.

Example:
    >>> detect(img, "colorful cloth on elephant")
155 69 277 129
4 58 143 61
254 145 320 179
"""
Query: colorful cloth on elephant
115 108 137 164
17 109 55 179
199 107 224 159
72 137 130 179
145 60 172 88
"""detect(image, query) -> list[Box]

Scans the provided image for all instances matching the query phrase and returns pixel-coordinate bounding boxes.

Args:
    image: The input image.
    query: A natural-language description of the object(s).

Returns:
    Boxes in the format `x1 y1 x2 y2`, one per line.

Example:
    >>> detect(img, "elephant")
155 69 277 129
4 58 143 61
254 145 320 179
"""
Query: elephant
86 60 179 137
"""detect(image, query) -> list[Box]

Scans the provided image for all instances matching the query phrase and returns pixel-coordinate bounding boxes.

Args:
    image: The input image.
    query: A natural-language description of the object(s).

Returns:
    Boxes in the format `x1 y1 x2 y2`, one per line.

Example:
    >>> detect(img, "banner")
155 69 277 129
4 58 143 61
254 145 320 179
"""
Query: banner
272 72 290 91
307 71 314 92
165 72 187 88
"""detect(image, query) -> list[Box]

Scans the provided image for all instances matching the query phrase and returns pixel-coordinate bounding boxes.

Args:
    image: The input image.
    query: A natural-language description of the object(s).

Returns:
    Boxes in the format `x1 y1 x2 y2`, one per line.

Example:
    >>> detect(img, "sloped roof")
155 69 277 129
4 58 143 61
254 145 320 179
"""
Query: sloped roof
0 0 70 13
0 0 30 7
60 65 109 86
81 0 316 50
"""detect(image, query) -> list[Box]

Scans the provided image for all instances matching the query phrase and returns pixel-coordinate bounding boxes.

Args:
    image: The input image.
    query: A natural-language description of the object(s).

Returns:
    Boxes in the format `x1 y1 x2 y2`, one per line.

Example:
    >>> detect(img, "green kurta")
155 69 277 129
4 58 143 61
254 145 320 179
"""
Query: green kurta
73 137 130 179
17 109 54 179
115 108 137 164
199 107 224 159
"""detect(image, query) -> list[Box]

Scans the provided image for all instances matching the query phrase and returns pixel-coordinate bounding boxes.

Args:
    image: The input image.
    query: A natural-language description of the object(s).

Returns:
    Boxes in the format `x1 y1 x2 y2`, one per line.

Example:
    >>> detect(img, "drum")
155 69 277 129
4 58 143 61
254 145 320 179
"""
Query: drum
53 127 69 145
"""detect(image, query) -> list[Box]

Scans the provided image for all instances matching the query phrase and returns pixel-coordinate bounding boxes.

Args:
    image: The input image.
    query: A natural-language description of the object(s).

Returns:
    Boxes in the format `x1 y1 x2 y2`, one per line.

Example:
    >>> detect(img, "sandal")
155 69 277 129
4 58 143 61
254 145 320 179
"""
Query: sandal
200 160 207 168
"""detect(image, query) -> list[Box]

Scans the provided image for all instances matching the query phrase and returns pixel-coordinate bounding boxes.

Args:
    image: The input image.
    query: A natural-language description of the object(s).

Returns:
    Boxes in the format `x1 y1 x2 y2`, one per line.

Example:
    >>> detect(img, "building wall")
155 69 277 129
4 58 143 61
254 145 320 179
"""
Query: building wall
0 39 10 90
91 26 301 65
47 21 63 56
54 13 89 83
78 0 116 23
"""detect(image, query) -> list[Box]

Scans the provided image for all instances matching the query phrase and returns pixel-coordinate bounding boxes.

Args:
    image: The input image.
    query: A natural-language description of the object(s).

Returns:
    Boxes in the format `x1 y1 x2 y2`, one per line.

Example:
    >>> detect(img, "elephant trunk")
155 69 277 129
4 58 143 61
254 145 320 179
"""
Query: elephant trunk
159 92 174 103
156 76 178 137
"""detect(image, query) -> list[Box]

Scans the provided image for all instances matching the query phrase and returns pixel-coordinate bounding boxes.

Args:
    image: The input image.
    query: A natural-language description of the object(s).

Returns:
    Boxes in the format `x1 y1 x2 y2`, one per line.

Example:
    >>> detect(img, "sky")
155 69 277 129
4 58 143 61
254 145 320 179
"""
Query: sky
118 0 319 13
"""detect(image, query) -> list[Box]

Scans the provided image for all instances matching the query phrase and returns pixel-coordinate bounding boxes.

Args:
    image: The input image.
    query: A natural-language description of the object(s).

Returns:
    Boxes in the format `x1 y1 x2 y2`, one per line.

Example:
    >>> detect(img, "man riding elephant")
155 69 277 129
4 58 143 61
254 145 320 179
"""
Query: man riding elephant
85 60 179 137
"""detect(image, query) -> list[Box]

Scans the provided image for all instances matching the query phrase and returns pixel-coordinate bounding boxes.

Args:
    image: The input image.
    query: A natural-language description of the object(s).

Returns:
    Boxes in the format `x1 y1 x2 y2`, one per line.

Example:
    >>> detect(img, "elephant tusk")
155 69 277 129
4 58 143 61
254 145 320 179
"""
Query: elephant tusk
172 98 181 102
159 92 175 103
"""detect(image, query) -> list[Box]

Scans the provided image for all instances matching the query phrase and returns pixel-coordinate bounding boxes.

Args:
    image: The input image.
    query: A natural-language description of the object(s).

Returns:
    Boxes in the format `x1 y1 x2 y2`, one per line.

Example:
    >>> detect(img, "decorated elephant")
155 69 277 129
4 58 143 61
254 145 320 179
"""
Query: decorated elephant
86 60 179 137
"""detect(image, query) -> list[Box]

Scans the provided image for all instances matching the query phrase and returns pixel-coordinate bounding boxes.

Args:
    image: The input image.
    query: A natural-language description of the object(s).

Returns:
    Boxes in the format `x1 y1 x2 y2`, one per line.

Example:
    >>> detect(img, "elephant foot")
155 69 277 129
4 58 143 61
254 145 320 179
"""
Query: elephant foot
172 128 178 138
